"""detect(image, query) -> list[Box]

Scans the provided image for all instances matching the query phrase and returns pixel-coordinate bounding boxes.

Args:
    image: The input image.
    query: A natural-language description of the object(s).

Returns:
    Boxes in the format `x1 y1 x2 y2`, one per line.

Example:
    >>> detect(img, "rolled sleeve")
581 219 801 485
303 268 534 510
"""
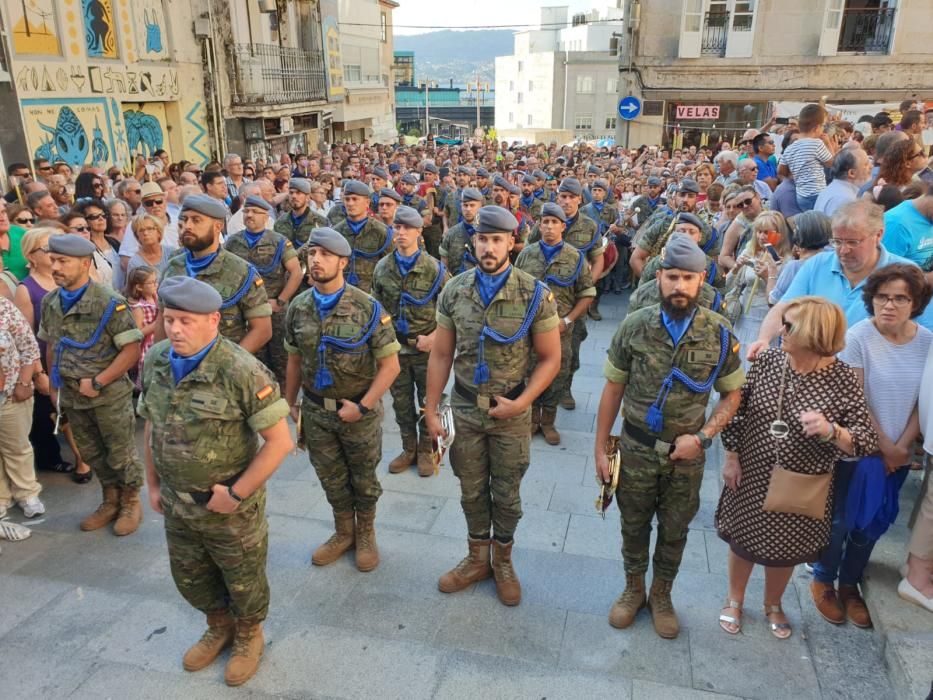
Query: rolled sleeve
243 301 273 319
283 338 300 355
247 397 290 432
603 358 628 385
436 311 454 330
113 328 144 348
373 340 401 359
714 367 746 393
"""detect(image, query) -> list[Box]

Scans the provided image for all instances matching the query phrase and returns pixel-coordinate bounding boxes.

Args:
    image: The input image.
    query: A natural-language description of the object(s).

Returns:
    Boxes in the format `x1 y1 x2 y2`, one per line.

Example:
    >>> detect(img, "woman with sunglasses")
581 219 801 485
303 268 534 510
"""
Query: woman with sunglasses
718 186 764 274
74 198 121 289
74 172 104 200
8 204 35 229
875 140 927 191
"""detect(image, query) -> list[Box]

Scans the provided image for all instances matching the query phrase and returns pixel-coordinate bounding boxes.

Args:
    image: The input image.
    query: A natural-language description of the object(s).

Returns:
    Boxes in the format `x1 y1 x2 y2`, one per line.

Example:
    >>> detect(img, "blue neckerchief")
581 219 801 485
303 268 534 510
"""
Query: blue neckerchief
565 214 578 232
475 266 511 307
480 187 490 197
312 285 346 319
533 188 544 199
402 193 416 207
346 216 368 236
463 220 476 237
660 308 697 347
592 201 605 214
397 259 445 336
243 229 264 248
185 249 218 278
520 193 536 209
290 209 308 228
169 336 218 385
647 195 661 209
224 195 232 207
60 281 90 313
394 248 421 278
539 240 563 264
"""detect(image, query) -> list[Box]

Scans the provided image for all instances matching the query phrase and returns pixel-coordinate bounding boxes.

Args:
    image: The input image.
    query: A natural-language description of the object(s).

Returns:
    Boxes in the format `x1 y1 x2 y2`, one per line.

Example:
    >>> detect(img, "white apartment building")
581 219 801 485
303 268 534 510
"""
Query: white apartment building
495 6 625 143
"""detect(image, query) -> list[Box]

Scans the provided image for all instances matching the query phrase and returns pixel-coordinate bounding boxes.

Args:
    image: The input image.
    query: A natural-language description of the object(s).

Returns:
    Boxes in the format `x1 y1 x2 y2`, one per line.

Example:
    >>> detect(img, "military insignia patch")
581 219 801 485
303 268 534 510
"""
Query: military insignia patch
115 303 126 312
255 277 265 286
256 385 274 400
381 314 392 325
732 342 741 354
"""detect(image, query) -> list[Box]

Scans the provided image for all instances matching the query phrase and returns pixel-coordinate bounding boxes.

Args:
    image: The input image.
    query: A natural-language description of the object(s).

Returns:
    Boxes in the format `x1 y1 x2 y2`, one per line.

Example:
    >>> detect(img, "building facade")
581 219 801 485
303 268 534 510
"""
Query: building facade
395 84 495 138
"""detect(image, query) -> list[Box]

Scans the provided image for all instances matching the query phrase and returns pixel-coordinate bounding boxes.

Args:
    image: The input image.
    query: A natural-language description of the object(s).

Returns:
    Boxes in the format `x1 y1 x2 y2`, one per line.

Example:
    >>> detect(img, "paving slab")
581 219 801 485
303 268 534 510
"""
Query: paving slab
71 662 287 699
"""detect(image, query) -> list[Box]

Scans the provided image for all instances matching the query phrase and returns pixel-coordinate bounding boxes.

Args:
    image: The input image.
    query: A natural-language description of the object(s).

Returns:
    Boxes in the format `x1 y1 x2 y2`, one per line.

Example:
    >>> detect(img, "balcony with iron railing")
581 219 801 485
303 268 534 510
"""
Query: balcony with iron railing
837 7 896 54
701 10 729 57
227 43 327 107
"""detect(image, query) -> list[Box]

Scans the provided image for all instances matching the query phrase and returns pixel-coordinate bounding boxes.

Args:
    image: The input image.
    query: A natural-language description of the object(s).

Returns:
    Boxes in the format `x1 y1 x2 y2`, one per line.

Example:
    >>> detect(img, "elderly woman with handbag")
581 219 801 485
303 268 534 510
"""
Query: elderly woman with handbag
714 296 878 638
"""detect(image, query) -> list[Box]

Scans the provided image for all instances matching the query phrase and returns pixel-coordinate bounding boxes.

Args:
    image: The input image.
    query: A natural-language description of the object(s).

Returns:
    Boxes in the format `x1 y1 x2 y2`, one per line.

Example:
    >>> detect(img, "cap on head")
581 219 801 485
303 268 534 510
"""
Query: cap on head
558 177 583 196
675 212 705 230
158 276 223 314
540 202 566 222
475 205 518 233
677 178 700 194
180 194 228 220
532 169 547 180
461 187 484 203
521 173 536 185
48 233 96 258
342 179 372 197
587 165 601 175
423 162 439 174
456 165 473 176
476 168 490 178
660 233 707 272
288 178 312 194
393 205 423 229
389 163 402 173
372 167 389 181
307 227 352 257
242 195 272 213
592 178 610 192
493 176 519 195
646 176 662 187
378 187 402 203
401 173 420 185
140 181 163 200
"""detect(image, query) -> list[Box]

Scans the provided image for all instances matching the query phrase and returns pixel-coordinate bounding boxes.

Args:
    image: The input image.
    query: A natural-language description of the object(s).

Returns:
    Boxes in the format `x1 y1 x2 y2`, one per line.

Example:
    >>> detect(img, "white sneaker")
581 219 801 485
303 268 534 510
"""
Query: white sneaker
19 497 45 519
897 578 933 613
0 520 31 541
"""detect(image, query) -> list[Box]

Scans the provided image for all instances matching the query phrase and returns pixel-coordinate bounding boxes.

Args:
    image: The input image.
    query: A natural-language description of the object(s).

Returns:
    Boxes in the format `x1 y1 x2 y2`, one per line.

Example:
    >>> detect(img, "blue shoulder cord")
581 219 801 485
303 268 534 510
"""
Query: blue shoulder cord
701 225 719 254
187 257 258 311
51 297 118 389
711 288 723 312
347 223 394 286
252 238 287 277
707 260 718 284
545 248 585 288
396 261 445 335
314 299 384 391
645 324 730 433
568 217 601 254
474 276 548 385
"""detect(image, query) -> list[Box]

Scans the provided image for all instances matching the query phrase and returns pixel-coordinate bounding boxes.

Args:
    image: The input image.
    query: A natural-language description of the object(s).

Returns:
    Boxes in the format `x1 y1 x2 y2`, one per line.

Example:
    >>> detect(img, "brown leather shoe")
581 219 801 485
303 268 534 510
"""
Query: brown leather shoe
354 509 380 572
224 622 264 687
810 580 845 624
311 511 355 566
113 487 142 536
491 540 521 606
839 584 872 628
80 485 120 531
183 610 235 672
438 538 492 593
539 407 561 445
388 433 417 474
648 578 680 639
608 574 646 629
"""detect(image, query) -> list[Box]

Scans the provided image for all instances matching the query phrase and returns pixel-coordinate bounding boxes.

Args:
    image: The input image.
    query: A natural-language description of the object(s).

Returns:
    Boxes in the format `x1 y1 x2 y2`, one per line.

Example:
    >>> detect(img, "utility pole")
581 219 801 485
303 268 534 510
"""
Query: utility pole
614 0 640 149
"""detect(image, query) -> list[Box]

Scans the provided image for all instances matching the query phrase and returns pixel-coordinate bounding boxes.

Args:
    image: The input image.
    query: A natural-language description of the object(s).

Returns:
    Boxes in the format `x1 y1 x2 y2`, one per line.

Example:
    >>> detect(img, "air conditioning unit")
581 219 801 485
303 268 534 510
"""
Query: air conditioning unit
281 116 294 134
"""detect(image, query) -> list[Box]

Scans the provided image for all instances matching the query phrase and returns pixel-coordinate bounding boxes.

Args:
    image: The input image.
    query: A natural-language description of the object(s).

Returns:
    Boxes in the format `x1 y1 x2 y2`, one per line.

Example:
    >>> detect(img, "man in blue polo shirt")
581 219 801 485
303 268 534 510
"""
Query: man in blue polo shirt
883 185 933 283
748 199 933 360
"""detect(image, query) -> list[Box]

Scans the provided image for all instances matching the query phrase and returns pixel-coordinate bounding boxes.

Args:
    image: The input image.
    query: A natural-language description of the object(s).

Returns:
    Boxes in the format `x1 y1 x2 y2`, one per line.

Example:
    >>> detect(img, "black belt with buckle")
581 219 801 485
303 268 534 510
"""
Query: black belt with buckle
454 379 525 410
623 421 675 455
303 389 367 412
172 470 245 506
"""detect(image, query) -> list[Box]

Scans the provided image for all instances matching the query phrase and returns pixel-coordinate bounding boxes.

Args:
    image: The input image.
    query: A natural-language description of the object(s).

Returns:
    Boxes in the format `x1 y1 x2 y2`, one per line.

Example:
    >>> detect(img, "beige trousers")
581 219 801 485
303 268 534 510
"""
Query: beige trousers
908 453 933 560
0 397 42 505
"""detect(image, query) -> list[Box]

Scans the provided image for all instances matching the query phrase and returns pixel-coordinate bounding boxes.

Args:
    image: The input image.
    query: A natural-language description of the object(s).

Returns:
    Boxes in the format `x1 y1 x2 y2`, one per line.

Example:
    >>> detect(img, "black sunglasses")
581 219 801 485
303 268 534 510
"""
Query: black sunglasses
781 317 794 334
14 216 34 224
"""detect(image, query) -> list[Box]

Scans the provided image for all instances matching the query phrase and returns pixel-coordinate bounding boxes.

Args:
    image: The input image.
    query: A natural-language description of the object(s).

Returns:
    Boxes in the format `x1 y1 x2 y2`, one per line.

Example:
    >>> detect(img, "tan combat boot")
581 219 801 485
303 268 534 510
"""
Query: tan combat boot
438 538 493 593
530 405 541 435
80 484 120 531
113 486 142 536
608 574 647 629
560 379 576 411
539 407 561 445
388 433 417 474
416 431 434 478
648 578 680 639
491 540 521 606
183 610 235 672
224 621 264 687
354 509 380 572
311 511 355 566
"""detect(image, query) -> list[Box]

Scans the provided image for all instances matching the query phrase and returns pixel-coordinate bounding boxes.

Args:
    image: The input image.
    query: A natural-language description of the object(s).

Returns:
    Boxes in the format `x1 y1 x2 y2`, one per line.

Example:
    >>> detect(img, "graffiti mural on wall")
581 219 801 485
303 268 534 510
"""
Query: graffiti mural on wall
83 0 118 59
15 62 179 101
10 0 61 56
123 108 164 157
23 99 122 169
135 0 168 60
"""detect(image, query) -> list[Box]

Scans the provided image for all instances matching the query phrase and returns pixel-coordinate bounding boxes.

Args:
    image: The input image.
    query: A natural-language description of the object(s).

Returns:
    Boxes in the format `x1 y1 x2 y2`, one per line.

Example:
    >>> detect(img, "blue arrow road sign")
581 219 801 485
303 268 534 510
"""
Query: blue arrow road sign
618 96 641 121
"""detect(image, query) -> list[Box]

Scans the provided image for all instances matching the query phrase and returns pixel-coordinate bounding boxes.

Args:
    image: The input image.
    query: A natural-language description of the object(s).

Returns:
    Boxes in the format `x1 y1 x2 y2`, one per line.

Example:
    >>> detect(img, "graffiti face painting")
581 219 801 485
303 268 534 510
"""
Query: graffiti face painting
83 0 117 59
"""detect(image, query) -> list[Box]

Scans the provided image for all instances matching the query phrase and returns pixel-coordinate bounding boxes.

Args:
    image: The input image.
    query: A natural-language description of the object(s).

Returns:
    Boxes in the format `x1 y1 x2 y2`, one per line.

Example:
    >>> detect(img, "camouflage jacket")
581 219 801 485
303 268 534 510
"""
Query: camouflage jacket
273 207 327 248
519 196 544 222
161 249 272 344
372 251 448 355
628 194 664 224
581 201 619 237
224 229 299 299
138 336 289 494
284 283 400 399
38 281 142 408
443 188 465 226
330 217 393 294
436 266 559 398
637 208 719 260
399 192 430 218
326 202 348 226
627 279 723 315
604 304 745 440
440 221 478 275
528 212 605 266
514 241 596 318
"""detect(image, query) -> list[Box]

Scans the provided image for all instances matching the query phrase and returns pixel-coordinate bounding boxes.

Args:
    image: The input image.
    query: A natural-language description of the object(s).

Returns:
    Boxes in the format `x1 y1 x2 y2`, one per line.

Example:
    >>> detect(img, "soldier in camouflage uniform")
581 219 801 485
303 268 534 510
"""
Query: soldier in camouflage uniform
424 206 560 606
528 177 605 411
594 234 745 639
398 173 432 228
284 227 401 572
140 276 292 687
518 173 544 222
39 235 144 536
372 206 448 477
581 178 619 322
224 195 302 385
515 202 595 445
443 166 474 231
160 195 272 353
331 180 393 294
624 176 665 229
476 168 495 205
439 187 484 276
491 176 531 261
419 162 444 259
638 212 726 290
374 187 401 231
369 167 391 213
272 178 327 248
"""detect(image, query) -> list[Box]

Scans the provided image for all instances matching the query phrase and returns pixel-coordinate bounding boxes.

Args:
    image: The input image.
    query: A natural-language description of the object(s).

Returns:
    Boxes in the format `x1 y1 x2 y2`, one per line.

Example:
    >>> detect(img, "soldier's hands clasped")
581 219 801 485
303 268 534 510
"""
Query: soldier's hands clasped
337 399 364 423
206 484 240 514
488 396 527 420
669 434 703 462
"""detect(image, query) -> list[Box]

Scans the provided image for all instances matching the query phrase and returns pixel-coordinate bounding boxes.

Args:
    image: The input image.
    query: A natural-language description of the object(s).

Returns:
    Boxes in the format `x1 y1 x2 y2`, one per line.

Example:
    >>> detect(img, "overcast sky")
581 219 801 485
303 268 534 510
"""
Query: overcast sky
391 1 618 35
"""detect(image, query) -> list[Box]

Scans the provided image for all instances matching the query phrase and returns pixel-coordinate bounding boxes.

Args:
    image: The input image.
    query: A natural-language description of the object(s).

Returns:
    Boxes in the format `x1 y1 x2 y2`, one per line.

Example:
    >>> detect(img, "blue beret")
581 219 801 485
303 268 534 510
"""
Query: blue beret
461 187 484 203
646 176 663 186
532 169 547 180
592 178 610 192
423 162 439 174
159 276 223 314
660 233 707 273
476 205 518 233
675 212 705 230
558 178 583 196
288 178 312 194
521 173 536 185
378 187 402 203
401 173 420 185
456 166 473 176
389 163 401 173
677 178 700 194
476 168 490 178
181 194 228 220
540 203 566 222
587 165 601 175
342 179 372 197
372 167 389 181
493 176 519 195
308 227 352 257
242 195 272 213
393 205 423 229
48 233 96 257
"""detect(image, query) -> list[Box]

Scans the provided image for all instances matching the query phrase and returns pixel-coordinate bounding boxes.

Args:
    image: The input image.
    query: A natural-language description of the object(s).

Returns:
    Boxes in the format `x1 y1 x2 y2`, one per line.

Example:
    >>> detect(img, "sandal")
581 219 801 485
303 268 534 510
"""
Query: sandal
765 604 792 639
72 465 93 484
718 598 743 635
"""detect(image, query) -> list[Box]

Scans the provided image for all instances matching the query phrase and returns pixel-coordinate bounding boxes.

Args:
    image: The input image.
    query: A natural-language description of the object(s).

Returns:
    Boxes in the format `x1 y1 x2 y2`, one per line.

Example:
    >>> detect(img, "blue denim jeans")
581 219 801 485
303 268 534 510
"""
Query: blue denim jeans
795 192 819 212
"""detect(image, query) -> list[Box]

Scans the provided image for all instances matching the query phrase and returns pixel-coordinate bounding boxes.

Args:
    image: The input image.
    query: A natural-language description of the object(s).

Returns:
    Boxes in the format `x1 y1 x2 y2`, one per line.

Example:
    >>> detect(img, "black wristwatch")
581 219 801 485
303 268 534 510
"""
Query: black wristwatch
91 377 104 392
357 402 370 416
276 297 288 307
227 485 243 503
694 430 713 449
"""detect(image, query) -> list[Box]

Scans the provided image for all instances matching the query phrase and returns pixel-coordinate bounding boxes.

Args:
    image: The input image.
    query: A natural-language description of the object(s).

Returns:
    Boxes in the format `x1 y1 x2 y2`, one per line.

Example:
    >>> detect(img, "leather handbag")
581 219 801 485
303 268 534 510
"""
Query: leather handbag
762 466 832 520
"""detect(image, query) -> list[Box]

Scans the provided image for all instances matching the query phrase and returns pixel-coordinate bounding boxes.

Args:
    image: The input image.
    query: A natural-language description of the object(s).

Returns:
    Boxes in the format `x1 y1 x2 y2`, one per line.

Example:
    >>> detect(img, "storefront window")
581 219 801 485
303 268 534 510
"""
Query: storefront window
664 101 767 149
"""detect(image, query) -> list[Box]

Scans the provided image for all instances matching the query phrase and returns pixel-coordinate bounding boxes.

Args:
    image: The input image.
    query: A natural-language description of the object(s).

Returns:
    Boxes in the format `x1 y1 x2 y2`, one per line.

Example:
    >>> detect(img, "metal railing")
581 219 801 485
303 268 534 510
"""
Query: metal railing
228 43 327 106
701 10 729 56
837 7 896 54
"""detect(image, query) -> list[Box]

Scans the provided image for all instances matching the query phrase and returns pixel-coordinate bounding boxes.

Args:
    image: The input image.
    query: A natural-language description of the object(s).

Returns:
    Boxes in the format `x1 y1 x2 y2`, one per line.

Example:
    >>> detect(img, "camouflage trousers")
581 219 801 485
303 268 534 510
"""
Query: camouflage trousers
162 486 269 624
259 309 288 386
617 436 704 581
389 351 428 439
422 225 443 260
302 399 384 512
570 315 588 375
64 392 143 488
449 400 531 541
534 330 572 410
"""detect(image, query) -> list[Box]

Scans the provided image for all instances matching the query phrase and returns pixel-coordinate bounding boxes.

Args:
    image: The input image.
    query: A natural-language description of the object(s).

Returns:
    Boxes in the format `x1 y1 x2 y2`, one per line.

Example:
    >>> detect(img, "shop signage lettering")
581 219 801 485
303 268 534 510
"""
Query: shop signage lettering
675 105 720 120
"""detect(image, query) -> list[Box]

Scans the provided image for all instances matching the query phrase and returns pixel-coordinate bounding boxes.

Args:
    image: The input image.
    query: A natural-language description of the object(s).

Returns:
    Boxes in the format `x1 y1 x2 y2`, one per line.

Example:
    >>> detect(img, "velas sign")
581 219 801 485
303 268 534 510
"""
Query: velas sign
675 105 721 120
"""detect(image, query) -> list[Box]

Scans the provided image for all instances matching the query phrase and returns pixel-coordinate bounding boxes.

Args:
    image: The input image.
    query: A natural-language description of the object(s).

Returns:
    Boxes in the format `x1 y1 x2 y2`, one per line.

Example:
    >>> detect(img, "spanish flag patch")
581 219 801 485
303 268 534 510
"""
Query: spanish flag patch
115 303 126 312
256 385 274 400
547 291 554 303
381 314 392 325
285 240 293 248
254 277 265 287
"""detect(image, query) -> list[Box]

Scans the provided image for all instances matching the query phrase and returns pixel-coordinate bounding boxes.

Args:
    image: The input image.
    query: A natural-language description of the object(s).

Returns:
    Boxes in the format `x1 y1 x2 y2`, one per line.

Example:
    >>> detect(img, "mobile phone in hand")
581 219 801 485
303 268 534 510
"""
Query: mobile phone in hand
765 244 781 262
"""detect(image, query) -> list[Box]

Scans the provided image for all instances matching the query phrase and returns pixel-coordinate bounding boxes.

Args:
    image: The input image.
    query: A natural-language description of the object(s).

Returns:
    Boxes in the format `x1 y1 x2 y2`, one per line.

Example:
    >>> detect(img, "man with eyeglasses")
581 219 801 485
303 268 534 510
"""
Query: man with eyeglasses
116 178 143 215
882 182 933 285
748 200 933 362
374 187 401 230
224 153 249 204
736 159 771 204
33 158 53 184
4 163 33 203
814 147 872 218
140 181 179 247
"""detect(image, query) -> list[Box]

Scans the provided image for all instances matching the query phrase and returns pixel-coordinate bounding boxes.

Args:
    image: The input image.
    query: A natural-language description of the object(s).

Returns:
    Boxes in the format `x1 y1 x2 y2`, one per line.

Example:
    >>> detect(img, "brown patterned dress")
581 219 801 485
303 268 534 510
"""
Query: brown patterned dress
715 348 878 566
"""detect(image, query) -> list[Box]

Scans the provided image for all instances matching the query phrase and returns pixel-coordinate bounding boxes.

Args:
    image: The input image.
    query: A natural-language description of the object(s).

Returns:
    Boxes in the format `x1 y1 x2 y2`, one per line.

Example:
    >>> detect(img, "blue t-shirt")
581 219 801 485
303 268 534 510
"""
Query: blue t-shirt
883 200 933 271
754 155 777 181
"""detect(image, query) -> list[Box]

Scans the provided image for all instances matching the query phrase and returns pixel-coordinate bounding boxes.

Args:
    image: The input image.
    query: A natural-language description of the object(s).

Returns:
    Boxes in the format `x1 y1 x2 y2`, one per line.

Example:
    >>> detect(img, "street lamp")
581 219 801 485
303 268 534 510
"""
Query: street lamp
466 76 489 134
